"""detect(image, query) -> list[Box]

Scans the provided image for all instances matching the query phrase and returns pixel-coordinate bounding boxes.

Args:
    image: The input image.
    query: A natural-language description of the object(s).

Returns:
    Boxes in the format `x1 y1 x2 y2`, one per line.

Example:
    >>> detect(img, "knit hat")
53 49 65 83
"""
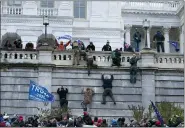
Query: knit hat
19 116 23 121
111 119 117 125
83 112 88 116
155 120 161 126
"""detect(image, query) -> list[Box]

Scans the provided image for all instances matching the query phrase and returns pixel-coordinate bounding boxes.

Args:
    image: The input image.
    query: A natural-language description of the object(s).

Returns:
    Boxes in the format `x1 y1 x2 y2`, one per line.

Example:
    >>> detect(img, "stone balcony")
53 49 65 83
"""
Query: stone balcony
0 49 184 70
121 1 183 14
1 1 183 16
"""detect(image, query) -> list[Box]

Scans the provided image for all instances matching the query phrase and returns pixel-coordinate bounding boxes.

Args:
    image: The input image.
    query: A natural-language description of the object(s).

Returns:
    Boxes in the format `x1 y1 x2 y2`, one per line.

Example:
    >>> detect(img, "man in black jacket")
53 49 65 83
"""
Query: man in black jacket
153 31 165 53
57 86 68 107
101 74 116 105
102 41 112 51
86 42 95 51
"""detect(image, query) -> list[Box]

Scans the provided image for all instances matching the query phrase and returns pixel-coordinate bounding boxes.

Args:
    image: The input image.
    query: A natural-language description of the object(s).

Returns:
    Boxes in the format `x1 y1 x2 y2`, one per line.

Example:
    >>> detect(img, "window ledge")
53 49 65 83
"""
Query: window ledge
74 18 88 22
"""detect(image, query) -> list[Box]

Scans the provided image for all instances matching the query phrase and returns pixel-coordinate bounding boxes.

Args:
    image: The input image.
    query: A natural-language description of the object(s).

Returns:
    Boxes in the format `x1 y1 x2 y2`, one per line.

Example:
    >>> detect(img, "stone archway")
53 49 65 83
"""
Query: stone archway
1 32 22 48
36 34 58 48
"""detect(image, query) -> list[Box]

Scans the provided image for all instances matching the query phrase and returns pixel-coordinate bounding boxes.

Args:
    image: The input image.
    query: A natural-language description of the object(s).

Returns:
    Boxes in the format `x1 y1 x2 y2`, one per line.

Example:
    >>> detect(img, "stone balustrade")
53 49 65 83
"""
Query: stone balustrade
37 8 58 16
0 50 38 64
1 6 23 15
122 1 181 12
155 53 184 69
0 49 184 69
1 1 182 16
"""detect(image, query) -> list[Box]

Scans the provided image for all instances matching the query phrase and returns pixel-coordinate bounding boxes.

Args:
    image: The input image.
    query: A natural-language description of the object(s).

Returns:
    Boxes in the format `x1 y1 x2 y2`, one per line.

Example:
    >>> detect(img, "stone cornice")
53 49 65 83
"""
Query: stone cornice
72 29 120 37
1 15 73 25
72 27 121 31
122 10 177 16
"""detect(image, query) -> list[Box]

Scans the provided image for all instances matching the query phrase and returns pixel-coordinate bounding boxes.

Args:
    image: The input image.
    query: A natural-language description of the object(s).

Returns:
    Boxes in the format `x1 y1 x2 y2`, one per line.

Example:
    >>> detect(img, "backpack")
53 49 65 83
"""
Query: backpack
111 51 116 59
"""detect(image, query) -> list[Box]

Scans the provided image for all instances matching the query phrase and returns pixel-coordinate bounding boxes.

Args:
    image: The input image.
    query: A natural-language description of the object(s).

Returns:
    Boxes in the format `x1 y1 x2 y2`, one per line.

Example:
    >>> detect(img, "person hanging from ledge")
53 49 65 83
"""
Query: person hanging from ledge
111 49 121 67
102 40 112 51
86 42 96 61
57 86 68 108
81 88 94 112
86 49 98 76
71 40 80 65
129 53 141 84
153 31 165 53
57 40 71 51
101 74 116 105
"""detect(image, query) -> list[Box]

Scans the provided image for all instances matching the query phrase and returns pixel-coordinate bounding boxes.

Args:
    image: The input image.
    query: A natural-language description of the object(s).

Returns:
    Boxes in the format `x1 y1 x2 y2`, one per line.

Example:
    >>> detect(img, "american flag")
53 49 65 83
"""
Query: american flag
150 100 164 126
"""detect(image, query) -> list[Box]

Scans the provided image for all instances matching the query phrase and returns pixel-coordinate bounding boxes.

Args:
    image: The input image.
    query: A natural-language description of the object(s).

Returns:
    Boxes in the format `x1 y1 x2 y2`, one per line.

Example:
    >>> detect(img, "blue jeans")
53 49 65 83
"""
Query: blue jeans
135 41 140 52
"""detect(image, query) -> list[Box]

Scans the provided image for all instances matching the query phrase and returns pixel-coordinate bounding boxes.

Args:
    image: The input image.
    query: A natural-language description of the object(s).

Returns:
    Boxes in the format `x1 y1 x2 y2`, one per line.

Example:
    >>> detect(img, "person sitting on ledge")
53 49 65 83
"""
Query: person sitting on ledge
124 42 134 52
57 40 71 51
4 40 13 50
111 49 121 67
101 74 116 105
25 42 34 50
86 42 95 51
14 39 23 49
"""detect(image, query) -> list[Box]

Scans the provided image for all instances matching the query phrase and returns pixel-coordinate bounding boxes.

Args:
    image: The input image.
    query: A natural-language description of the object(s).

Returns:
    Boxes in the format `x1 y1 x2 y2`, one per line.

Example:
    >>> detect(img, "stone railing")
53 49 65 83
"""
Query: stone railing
1 6 23 15
155 53 184 69
122 1 181 12
0 50 38 64
37 8 58 16
52 51 133 67
0 50 184 69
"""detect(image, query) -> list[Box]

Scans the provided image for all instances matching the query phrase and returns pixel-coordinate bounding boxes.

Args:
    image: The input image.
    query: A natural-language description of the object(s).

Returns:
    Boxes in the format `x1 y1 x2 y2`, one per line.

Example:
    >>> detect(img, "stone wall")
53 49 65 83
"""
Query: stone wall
0 66 184 121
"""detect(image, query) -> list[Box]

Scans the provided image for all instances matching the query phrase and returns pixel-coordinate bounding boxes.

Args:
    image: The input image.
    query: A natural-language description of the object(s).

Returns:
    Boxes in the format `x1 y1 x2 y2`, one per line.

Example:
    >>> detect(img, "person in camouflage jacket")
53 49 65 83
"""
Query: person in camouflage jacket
81 88 94 111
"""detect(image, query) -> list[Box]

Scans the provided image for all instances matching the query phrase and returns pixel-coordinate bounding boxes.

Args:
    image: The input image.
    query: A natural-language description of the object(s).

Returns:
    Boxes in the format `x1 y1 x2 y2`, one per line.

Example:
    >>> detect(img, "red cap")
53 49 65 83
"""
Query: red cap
155 121 161 126
84 112 88 116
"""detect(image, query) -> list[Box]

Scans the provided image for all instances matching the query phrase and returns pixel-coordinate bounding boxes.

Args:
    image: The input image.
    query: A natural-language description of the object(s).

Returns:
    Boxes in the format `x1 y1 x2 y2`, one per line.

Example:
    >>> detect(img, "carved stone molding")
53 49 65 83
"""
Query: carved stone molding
163 26 171 33
122 10 176 16
72 30 120 37
1 17 73 25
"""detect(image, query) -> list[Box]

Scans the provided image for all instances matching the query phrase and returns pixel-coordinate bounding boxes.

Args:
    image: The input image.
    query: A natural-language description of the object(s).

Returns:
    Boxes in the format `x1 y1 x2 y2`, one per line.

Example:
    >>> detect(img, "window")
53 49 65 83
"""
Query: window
74 0 86 19
7 0 22 6
40 0 54 8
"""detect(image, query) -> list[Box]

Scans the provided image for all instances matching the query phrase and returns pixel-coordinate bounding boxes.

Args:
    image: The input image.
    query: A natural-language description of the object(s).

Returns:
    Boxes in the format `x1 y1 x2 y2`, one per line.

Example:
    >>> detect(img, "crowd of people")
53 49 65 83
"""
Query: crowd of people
0 112 183 127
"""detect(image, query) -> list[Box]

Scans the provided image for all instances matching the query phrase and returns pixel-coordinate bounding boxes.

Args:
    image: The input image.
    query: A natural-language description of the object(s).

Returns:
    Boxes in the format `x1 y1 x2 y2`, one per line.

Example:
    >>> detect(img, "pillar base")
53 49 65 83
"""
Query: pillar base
142 47 152 51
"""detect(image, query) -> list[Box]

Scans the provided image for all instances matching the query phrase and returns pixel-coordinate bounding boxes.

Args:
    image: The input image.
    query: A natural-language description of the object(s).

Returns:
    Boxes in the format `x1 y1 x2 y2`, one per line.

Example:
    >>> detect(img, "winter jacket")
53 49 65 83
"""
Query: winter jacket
83 115 93 125
72 41 79 49
57 41 71 51
102 74 114 89
86 44 95 51
82 88 94 104
57 88 68 99
133 32 141 42
102 44 112 51
153 33 165 43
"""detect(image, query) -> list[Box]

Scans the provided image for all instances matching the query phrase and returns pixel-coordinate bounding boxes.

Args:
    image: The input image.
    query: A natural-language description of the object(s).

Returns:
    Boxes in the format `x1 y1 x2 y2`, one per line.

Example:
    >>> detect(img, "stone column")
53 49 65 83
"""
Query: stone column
37 49 53 111
140 52 156 113
146 27 151 48
179 26 184 54
125 25 132 45
163 26 171 53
